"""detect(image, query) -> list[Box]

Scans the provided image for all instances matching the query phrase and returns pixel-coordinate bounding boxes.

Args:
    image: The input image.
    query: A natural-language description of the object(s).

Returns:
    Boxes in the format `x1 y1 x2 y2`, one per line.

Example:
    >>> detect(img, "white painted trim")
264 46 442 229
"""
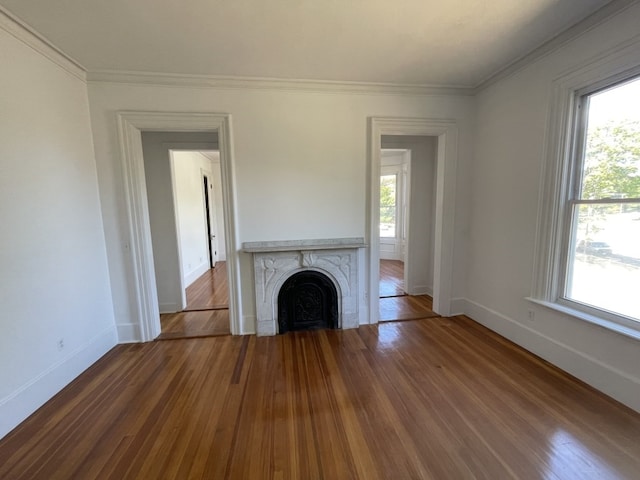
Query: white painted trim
116 323 140 344
87 70 474 97
368 117 458 324
0 5 86 81
184 261 210 288
527 298 640 342
402 151 412 292
407 285 431 296
0 326 116 439
159 303 182 314
449 297 466 316
116 112 242 339
460 298 640 413
474 0 640 93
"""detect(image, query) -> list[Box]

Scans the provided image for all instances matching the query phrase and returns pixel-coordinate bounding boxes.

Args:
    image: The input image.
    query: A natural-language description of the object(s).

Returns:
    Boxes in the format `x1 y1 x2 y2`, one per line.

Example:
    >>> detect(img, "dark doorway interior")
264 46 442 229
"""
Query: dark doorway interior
203 175 215 269
278 271 338 334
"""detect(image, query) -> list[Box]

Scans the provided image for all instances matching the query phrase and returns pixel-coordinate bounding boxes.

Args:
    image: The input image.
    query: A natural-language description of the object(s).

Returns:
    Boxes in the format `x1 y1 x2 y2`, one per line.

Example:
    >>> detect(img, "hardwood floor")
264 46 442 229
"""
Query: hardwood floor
159 262 230 339
379 259 404 297
185 262 229 310
379 259 435 321
158 309 230 340
159 260 434 338
379 294 436 321
2 316 639 479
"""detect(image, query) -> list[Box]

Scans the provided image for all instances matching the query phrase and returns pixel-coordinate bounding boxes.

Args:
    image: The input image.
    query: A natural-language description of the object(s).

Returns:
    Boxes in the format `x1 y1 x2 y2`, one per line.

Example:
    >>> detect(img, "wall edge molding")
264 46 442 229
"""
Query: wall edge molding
87 70 475 97
474 0 640 93
0 5 86 81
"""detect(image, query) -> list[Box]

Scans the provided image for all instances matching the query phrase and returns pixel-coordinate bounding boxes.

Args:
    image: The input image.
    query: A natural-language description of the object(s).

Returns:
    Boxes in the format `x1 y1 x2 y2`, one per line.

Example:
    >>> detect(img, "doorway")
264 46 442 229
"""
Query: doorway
379 148 410 298
145 142 230 339
117 112 241 342
378 139 436 322
368 117 459 325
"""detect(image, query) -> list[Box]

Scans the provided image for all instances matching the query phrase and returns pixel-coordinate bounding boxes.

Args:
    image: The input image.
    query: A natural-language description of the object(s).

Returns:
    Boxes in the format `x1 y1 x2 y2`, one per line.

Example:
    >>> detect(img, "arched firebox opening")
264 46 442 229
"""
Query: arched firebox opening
277 271 338 334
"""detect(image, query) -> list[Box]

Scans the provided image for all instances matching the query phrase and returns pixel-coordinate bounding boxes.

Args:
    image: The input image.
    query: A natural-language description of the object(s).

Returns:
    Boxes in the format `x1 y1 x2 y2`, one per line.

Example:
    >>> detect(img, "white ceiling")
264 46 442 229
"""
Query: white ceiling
0 0 613 87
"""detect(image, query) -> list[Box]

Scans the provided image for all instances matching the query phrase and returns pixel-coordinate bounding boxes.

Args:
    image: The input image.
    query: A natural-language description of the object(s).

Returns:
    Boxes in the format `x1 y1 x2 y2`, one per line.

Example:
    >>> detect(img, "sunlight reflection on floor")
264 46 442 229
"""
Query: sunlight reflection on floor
376 323 401 349
545 429 622 480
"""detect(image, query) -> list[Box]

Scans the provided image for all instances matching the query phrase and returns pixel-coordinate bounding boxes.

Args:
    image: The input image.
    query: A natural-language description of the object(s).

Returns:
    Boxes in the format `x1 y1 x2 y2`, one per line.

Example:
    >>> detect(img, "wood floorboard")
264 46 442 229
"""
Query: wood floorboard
379 259 404 297
185 262 229 310
379 294 435 321
160 259 432 339
2 316 640 479
379 259 435 322
159 309 230 340
160 263 231 339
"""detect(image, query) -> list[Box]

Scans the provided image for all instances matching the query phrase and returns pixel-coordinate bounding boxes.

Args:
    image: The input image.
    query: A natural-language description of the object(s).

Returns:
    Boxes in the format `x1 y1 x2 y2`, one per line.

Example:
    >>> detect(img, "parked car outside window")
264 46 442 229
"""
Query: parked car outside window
576 240 613 256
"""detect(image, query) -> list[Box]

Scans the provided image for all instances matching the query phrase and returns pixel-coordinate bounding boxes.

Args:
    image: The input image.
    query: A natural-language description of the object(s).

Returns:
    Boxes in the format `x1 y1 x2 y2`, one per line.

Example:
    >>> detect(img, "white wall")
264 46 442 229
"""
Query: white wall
0 25 116 438
87 81 474 339
381 136 437 295
172 151 214 287
141 132 217 313
468 3 640 412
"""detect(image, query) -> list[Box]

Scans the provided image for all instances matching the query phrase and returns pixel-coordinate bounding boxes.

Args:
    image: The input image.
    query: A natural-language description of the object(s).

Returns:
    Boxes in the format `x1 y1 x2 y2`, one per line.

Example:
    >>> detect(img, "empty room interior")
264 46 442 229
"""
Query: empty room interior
1 0 640 478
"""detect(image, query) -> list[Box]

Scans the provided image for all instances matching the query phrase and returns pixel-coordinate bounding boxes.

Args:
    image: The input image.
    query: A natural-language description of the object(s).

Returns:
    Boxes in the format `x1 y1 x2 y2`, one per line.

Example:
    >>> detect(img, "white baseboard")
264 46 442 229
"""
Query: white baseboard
460 298 640 413
407 285 431 296
117 323 140 343
159 303 181 314
0 326 117 440
449 297 466 316
184 262 210 287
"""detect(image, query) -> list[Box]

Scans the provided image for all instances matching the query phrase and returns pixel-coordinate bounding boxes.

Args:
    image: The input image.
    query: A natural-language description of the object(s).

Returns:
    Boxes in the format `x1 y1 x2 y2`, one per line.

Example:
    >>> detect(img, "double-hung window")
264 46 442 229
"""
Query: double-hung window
532 61 640 338
564 76 640 323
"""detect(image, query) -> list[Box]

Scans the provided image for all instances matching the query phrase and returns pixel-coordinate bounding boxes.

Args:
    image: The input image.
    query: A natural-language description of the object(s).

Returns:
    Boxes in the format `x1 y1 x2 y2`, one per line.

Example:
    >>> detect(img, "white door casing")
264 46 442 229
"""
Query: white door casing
368 117 458 323
117 111 241 340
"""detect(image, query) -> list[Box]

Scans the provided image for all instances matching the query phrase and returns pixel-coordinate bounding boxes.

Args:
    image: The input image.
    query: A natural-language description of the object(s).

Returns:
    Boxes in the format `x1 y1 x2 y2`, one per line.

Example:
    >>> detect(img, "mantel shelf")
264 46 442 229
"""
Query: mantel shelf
242 237 366 253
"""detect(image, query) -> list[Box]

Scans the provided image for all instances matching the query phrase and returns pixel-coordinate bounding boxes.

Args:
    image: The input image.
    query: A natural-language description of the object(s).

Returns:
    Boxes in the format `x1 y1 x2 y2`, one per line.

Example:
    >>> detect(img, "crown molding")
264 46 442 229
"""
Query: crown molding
86 70 475 97
474 0 640 94
0 6 86 81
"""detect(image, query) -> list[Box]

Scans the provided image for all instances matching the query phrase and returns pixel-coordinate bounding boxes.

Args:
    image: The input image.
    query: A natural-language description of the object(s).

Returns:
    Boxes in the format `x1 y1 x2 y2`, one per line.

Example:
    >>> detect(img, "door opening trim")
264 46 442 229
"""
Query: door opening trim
117 111 241 340
367 117 458 323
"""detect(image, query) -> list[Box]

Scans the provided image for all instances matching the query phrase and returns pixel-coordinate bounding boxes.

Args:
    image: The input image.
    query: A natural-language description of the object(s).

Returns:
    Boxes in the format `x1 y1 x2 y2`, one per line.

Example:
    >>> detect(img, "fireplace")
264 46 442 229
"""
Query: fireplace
243 238 366 336
278 270 338 333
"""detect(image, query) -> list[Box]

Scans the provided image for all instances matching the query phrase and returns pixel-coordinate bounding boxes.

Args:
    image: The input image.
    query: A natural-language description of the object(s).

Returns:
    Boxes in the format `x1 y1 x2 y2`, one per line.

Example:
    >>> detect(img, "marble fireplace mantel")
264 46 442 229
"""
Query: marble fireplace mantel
243 238 366 336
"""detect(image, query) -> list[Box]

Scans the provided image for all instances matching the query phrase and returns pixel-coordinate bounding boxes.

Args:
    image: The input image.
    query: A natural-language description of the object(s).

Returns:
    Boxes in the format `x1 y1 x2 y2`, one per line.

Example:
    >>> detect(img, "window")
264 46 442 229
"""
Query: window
380 173 397 238
563 76 640 322
533 64 640 337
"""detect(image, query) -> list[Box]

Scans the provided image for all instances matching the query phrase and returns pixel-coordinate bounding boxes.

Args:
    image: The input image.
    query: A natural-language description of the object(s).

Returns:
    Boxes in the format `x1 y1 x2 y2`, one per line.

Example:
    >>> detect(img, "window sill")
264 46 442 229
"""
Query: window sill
525 297 640 342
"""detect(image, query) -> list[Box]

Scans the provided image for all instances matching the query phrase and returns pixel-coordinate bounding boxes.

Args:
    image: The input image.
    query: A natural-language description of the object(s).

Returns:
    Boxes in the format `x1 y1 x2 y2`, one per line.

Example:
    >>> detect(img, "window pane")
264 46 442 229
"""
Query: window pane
566 203 640 320
380 174 396 238
580 77 640 200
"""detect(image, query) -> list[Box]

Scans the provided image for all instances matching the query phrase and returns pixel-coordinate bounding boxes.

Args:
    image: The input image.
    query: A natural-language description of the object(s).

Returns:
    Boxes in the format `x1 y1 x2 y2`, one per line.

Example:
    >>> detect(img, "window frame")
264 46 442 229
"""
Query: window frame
529 45 640 341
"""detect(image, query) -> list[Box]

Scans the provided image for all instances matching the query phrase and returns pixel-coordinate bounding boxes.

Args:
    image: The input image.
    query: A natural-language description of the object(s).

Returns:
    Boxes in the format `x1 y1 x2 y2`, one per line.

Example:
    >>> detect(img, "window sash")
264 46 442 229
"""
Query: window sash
559 81 640 324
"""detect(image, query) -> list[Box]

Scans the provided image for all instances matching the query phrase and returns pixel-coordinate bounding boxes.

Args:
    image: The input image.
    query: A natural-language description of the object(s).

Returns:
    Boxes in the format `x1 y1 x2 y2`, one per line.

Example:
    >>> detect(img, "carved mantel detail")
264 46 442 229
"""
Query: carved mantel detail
243 238 366 336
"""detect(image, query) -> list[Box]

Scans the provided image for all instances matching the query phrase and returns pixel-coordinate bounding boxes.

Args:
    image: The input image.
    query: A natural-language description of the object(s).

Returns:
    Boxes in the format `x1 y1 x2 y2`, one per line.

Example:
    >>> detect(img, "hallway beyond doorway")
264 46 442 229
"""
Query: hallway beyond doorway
158 263 230 339
379 259 436 322
183 262 229 311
